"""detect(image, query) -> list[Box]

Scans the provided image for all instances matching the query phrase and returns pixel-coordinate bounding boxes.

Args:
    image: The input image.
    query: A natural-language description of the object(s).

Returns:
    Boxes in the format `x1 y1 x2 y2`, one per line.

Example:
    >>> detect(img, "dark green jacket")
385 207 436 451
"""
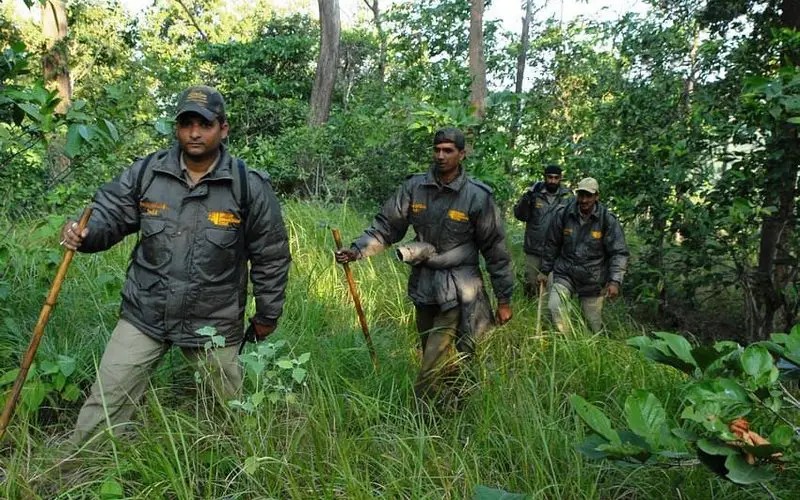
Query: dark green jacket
541 200 628 297
513 183 572 256
352 167 514 350
80 144 291 347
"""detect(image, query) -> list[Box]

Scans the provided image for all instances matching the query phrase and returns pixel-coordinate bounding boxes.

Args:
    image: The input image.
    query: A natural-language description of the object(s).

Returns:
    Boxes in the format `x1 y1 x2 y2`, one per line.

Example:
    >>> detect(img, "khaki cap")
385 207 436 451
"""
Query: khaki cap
575 177 599 194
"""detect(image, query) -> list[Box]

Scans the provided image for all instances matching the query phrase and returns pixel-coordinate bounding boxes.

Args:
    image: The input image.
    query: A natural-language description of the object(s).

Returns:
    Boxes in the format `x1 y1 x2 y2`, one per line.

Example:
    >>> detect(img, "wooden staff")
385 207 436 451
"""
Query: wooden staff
331 228 378 370
0 207 92 441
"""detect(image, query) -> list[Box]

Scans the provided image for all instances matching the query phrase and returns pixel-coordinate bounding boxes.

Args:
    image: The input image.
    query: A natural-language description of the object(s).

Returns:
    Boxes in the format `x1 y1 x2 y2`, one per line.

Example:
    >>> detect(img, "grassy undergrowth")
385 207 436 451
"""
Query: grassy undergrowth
0 201 796 498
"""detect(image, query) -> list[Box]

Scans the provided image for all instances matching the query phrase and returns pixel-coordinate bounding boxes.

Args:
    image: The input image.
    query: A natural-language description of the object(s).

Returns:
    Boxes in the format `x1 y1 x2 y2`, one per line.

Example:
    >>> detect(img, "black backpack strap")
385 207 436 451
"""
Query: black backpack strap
236 158 249 227
135 152 157 200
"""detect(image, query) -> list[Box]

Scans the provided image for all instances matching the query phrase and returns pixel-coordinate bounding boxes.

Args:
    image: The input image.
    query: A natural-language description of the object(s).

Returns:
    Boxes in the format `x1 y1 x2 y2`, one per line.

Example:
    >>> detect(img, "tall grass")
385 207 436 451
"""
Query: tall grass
0 201 794 498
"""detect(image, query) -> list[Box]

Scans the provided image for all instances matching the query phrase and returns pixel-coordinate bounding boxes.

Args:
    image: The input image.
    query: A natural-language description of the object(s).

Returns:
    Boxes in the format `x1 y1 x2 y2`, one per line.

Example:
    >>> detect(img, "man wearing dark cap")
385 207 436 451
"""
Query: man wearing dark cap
513 164 572 298
59 85 291 447
335 127 514 403
539 177 628 333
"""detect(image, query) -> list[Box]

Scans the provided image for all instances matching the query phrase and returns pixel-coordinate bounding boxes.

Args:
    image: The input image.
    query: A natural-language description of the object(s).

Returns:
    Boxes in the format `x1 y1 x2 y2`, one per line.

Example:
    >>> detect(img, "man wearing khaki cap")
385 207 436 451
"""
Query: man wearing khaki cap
58 85 291 448
538 177 629 333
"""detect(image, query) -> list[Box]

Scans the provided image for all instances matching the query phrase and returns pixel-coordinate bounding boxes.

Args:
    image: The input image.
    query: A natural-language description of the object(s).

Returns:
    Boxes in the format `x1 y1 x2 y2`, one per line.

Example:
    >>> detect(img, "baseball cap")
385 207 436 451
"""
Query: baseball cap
575 177 599 194
175 85 226 122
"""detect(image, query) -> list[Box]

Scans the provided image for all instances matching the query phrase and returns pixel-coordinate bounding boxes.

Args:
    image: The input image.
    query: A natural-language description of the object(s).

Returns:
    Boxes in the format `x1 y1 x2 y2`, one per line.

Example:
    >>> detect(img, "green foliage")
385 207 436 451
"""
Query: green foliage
0 354 82 418
228 339 310 410
573 328 800 486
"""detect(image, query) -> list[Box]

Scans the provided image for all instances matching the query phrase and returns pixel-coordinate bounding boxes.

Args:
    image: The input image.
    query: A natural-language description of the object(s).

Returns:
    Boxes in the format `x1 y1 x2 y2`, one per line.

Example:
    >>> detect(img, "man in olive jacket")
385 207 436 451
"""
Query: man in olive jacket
513 164 572 297
539 177 628 333
59 85 291 446
335 127 514 400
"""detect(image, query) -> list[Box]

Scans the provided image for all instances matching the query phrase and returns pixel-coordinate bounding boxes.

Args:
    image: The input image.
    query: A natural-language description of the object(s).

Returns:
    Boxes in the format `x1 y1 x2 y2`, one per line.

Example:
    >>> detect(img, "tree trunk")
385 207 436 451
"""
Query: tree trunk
41 0 71 183
745 0 800 341
308 0 341 127
509 0 533 152
41 0 71 114
468 0 487 120
363 0 386 91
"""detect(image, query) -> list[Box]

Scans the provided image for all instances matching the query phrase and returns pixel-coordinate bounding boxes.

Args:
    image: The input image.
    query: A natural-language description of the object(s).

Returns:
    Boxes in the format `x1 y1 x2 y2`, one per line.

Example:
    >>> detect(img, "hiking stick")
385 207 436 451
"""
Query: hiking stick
0 207 92 441
331 228 378 370
536 280 545 336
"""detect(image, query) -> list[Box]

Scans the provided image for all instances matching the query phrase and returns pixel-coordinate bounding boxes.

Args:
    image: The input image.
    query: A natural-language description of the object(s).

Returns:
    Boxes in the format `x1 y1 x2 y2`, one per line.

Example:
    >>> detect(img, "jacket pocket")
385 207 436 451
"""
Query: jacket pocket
138 219 171 269
196 228 241 282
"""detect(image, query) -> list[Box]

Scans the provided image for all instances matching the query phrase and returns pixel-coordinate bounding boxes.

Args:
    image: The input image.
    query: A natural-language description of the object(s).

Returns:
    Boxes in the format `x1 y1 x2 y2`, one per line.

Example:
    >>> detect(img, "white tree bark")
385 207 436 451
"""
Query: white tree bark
309 0 341 126
469 0 487 119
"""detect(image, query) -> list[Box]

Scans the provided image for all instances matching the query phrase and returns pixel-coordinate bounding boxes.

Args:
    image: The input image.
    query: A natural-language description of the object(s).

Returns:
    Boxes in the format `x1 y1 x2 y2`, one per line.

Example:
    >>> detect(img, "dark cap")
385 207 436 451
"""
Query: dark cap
544 164 562 175
175 85 226 122
433 127 466 151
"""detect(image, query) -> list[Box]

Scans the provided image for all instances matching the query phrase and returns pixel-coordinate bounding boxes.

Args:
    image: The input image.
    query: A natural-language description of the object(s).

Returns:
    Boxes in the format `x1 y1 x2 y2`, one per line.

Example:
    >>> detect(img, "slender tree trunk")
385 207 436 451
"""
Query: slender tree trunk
41 0 70 114
468 0 487 120
41 0 71 182
509 0 533 152
745 0 800 341
308 0 341 126
363 0 386 91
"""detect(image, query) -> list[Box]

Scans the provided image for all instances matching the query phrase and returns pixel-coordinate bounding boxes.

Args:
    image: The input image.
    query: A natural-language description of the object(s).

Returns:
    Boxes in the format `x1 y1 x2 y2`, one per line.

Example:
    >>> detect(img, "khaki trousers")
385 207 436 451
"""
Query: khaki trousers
548 281 604 333
70 319 242 446
414 305 461 399
523 254 552 297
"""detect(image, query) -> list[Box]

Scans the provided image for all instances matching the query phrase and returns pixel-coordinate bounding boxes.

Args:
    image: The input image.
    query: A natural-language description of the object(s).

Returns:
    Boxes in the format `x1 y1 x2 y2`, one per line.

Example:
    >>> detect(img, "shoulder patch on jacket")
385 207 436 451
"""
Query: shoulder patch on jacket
468 177 493 194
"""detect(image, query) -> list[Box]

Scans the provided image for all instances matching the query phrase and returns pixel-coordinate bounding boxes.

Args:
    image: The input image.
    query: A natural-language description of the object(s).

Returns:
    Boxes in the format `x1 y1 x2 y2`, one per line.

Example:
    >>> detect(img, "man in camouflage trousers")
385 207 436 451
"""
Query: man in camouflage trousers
539 177 628 333
335 127 514 401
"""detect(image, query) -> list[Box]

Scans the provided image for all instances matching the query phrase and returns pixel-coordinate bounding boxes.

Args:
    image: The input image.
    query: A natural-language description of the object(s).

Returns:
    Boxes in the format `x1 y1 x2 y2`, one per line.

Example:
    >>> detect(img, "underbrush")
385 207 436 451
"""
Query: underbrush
0 202 796 498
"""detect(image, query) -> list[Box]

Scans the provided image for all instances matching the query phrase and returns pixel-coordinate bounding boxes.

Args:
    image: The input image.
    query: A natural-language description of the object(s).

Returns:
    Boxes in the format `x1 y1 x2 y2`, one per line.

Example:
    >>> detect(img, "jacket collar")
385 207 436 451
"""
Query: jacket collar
422 165 467 192
155 142 234 181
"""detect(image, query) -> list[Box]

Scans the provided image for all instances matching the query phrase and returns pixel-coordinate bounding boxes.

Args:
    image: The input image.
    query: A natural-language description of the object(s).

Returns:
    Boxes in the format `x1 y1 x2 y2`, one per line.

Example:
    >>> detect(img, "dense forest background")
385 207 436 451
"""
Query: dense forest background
1 1 799 497
4 0 800 343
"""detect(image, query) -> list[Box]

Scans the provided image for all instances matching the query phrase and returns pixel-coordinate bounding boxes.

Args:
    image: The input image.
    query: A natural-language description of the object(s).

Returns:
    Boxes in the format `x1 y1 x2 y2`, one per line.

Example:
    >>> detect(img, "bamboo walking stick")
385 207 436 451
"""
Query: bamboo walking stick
331 228 378 370
0 207 92 441
536 280 545 336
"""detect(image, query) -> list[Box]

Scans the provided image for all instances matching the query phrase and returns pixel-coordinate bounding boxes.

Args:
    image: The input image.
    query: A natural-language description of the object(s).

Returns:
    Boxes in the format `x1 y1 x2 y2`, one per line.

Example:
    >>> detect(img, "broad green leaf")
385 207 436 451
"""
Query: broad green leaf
103 119 119 141
61 383 81 401
697 438 737 456
154 118 172 136
471 485 528 500
17 102 41 121
65 124 83 158
768 425 794 446
292 367 307 384
724 454 775 484
741 345 778 384
654 332 697 368
99 477 124 499
195 326 217 337
575 433 610 460
77 124 93 141
624 391 666 445
250 391 265 407
276 359 294 369
0 369 20 386
596 441 649 460
243 456 260 475
297 352 311 364
569 394 621 444
57 354 76 377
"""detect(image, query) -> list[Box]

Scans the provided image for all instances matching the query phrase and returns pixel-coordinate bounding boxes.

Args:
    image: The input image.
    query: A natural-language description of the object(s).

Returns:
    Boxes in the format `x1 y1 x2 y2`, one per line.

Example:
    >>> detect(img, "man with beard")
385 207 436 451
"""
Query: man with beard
335 127 514 403
538 177 628 333
513 164 572 298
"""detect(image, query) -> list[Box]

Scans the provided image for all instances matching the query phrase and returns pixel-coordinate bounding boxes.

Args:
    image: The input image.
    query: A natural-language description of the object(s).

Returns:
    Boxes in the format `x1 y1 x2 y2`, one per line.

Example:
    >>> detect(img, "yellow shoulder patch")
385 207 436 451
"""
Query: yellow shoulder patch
448 209 469 222
411 203 426 214
591 230 603 239
140 201 167 216
208 211 241 227
563 228 573 236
